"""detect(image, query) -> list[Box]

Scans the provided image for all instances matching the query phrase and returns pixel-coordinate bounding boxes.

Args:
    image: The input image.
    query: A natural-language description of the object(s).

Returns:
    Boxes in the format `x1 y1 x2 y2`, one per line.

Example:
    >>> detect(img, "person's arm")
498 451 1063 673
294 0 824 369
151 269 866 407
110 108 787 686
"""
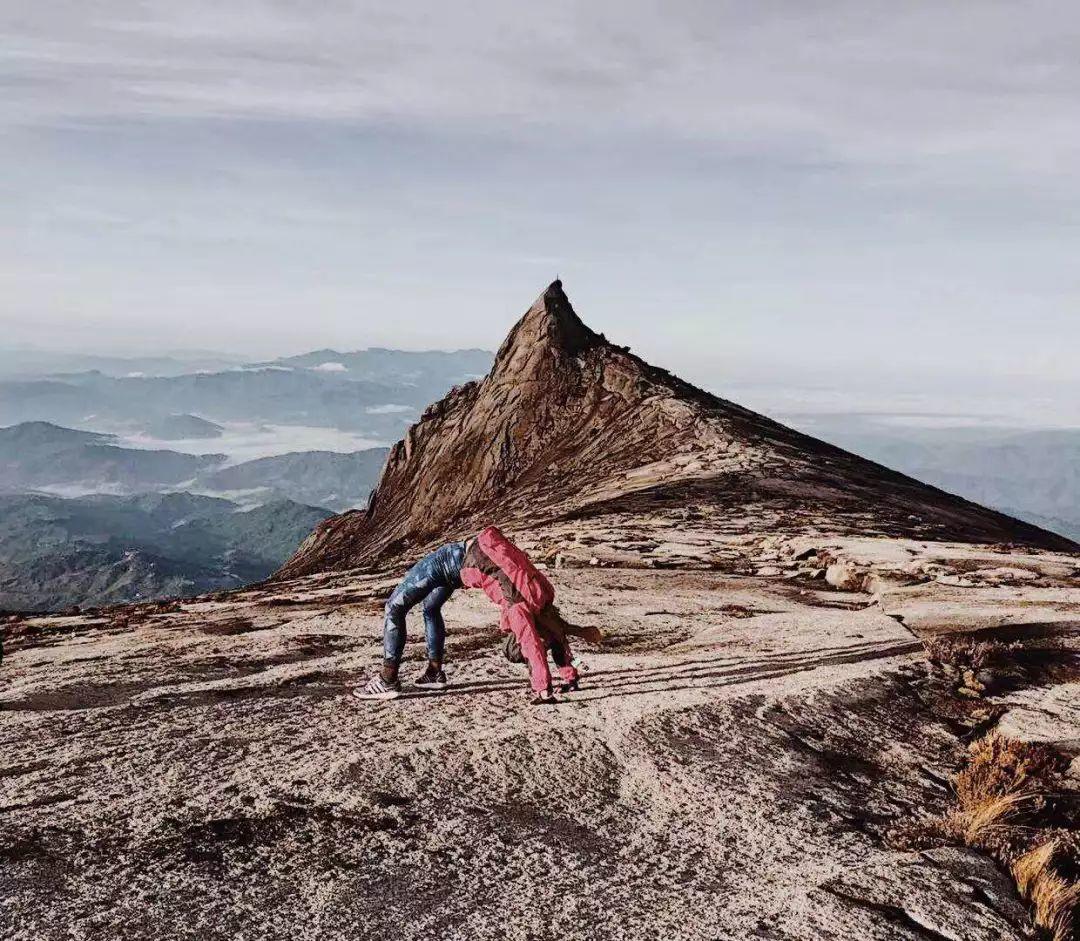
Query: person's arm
503 603 552 695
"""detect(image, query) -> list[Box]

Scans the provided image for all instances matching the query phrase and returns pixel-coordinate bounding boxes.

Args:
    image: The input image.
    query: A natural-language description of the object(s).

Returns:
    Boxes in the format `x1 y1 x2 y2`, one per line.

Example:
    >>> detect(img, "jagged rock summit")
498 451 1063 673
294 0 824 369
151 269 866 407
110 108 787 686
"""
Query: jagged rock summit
279 281 1074 577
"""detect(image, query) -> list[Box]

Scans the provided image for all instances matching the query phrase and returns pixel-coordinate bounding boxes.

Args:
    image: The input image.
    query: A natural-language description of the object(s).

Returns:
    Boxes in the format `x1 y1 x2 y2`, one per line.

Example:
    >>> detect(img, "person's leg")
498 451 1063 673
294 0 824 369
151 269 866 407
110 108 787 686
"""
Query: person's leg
421 585 453 666
412 585 453 688
380 553 447 682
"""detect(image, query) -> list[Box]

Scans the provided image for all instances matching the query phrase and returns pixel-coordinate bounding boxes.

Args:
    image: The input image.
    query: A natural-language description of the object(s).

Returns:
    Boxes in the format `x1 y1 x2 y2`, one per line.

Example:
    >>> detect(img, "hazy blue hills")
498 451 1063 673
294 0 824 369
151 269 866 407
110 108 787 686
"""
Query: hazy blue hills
0 347 493 434
0 346 491 611
0 492 332 611
0 421 109 454
144 414 224 440
0 369 399 432
0 349 245 380
0 421 386 511
0 422 225 493
266 347 492 384
789 416 1080 543
197 448 388 512
0 422 381 607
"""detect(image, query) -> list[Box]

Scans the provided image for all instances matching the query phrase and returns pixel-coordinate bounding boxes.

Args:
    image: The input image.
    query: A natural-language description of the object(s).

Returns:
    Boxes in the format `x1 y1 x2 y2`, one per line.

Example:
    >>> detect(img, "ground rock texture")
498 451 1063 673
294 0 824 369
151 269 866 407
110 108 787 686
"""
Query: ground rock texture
4 545 1077 940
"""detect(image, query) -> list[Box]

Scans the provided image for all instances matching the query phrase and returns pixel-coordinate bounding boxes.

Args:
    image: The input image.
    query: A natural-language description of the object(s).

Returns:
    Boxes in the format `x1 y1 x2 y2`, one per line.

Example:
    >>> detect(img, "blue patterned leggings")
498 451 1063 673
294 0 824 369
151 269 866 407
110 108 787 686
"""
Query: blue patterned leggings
382 541 465 664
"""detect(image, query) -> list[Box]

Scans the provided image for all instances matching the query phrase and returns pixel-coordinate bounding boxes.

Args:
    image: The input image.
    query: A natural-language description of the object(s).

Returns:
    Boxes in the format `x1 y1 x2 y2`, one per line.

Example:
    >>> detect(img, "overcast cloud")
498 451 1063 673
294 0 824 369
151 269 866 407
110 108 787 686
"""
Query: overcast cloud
2 1 1078 418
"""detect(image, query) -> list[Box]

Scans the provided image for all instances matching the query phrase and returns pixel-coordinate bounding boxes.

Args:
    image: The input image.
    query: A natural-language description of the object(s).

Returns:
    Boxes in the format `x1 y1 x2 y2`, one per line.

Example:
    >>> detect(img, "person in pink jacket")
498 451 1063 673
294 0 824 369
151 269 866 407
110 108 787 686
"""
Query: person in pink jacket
355 526 597 704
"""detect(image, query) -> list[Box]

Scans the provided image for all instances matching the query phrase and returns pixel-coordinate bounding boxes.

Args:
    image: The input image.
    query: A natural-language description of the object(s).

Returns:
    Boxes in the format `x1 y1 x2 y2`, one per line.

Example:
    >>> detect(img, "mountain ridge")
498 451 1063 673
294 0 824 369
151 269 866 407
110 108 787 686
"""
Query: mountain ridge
279 282 1075 579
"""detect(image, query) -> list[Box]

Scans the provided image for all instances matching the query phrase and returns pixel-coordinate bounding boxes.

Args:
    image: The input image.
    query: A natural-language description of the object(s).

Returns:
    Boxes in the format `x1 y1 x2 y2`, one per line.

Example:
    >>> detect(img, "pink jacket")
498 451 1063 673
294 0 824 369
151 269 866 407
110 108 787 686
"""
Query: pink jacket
461 526 571 693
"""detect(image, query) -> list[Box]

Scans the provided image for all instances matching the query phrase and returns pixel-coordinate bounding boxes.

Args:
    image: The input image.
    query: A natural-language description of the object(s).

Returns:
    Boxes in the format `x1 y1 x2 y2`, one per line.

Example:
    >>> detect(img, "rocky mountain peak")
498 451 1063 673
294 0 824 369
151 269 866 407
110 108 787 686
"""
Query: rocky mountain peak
277 283 1075 579
489 280 602 379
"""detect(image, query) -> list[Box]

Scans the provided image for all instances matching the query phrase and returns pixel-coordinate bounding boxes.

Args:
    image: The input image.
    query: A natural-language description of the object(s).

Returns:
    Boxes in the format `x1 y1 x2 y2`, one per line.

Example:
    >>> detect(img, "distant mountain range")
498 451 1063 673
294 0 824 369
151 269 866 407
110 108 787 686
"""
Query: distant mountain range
0 347 493 435
263 347 492 384
0 349 247 380
0 422 225 493
784 416 1080 542
0 491 332 611
0 345 489 611
0 422 387 512
0 420 384 609
197 448 389 512
144 413 224 440
2 340 1076 611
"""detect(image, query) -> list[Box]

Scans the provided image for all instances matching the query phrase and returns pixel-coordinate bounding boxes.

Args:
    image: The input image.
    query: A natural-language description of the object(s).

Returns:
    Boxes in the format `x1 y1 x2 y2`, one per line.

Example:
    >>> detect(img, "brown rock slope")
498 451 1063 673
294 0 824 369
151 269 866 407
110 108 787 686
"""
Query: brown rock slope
279 280 1074 578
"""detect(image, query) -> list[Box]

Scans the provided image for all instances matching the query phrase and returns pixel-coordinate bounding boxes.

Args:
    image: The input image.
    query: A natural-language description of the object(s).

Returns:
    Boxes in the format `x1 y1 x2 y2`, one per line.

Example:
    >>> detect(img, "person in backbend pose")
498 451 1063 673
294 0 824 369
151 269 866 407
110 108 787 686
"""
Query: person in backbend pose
354 526 600 704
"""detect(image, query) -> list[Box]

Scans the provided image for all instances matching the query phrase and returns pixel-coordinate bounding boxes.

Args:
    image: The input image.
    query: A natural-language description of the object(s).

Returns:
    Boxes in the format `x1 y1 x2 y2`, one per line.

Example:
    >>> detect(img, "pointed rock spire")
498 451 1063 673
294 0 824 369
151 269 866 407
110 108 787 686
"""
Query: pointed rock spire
491 281 602 380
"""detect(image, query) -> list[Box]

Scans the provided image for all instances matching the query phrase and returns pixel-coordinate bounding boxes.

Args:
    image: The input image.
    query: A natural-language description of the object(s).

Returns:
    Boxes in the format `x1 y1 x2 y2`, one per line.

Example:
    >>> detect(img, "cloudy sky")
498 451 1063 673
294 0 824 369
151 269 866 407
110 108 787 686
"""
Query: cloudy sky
2 1 1078 418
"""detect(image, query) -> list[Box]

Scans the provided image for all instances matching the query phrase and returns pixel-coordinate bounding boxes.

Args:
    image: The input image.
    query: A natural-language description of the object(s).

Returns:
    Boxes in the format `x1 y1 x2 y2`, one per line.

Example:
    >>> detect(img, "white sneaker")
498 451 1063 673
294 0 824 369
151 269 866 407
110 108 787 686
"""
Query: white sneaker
352 674 402 701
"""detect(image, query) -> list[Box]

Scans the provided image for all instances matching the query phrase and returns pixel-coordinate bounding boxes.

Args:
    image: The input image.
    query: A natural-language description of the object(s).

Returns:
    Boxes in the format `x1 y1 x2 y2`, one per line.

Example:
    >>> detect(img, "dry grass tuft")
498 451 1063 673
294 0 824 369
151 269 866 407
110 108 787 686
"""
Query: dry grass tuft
955 734 1063 814
1013 836 1080 941
900 733 1079 940
943 790 1039 851
923 636 1023 698
924 635 1020 671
